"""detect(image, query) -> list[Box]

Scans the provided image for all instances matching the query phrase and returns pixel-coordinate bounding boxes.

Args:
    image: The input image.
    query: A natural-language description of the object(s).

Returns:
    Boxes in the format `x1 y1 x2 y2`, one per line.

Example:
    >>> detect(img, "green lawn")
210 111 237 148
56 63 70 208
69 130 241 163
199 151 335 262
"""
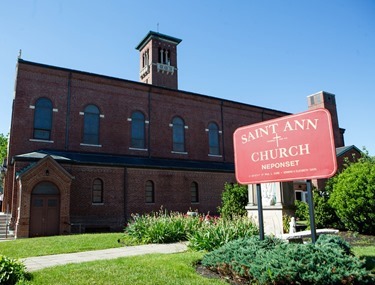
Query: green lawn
22 252 227 285
352 246 375 273
1 233 374 284
0 233 123 258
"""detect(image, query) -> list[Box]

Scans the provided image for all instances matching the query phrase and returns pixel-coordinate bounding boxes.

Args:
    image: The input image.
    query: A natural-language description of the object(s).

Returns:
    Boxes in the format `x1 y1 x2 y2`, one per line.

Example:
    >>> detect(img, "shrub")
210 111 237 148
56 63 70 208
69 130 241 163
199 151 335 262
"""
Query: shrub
313 189 344 229
315 234 352 256
0 255 31 285
282 214 291 233
218 183 248 219
328 154 375 234
187 215 258 252
295 199 309 221
295 190 343 230
122 208 203 244
202 235 374 284
122 208 258 251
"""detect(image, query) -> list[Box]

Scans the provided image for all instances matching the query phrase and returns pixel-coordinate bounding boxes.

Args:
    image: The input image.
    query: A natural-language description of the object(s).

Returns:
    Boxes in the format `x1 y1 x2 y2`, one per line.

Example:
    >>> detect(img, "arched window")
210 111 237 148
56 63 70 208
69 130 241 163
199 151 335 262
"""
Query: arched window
145 180 154 203
131 111 145 149
34 98 53 140
172 116 185 152
92 179 103 204
208 122 220 155
83 105 100 145
191 182 199 203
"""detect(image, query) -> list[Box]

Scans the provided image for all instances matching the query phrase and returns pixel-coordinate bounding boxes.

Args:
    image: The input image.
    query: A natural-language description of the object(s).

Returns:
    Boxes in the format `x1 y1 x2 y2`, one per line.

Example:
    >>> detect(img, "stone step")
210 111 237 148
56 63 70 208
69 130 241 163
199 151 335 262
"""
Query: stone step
0 213 13 239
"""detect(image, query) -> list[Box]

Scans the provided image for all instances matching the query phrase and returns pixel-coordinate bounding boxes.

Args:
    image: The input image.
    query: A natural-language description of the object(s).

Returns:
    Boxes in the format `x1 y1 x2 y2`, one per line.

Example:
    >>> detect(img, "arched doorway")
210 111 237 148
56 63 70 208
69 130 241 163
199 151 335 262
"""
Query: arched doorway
29 182 60 237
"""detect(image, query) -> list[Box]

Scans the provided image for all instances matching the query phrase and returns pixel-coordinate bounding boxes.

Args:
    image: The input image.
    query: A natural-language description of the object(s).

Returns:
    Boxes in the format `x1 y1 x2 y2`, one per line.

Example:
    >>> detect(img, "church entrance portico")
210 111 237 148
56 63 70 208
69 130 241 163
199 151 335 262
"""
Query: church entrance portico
14 155 73 238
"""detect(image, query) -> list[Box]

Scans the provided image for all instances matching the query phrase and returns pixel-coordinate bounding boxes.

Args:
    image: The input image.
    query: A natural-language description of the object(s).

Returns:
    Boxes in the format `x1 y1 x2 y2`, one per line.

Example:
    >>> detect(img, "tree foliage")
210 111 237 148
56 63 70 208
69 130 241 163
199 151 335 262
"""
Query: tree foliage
0 133 7 163
295 190 343 229
328 153 375 234
218 183 248 219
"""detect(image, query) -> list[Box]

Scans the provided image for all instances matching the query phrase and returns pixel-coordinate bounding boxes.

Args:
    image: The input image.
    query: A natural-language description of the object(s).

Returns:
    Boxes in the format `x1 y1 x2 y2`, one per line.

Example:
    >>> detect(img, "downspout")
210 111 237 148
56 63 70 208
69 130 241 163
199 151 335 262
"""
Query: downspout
123 167 128 223
148 85 152 158
65 72 72 150
220 100 225 161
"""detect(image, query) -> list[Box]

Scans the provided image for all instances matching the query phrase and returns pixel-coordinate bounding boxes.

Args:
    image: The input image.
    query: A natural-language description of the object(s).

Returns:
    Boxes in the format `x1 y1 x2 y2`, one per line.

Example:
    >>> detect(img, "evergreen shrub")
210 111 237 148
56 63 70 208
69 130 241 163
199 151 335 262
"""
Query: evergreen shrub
202 235 374 284
0 255 30 285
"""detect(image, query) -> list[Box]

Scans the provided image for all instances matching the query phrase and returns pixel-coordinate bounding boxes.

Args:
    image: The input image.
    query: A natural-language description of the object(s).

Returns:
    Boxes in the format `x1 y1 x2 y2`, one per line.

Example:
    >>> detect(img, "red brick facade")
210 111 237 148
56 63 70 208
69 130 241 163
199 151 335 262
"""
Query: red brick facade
3 31 350 237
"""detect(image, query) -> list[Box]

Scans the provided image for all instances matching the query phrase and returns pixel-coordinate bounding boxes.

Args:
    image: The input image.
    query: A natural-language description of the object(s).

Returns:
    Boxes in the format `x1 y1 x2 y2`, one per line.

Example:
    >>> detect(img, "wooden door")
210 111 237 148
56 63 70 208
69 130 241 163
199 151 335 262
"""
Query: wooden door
29 182 60 237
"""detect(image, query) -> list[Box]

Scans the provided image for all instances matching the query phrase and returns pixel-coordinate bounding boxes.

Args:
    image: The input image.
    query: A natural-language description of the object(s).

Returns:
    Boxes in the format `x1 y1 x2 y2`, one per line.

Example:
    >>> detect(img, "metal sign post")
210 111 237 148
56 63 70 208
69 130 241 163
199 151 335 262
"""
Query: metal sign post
306 179 317 243
256 183 265 240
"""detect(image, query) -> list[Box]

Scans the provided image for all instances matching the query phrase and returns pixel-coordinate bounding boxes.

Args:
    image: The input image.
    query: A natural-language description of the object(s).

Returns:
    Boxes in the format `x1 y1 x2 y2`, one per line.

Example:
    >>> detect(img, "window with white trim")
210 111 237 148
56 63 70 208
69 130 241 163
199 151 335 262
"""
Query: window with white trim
83 105 100 145
172 116 185 152
33 97 53 140
131 111 146 149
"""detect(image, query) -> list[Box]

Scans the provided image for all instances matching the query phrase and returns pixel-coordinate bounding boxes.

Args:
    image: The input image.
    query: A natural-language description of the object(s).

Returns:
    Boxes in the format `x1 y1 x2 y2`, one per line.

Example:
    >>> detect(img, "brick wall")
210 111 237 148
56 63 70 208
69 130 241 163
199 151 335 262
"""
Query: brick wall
69 165 125 231
125 168 236 218
8 60 290 165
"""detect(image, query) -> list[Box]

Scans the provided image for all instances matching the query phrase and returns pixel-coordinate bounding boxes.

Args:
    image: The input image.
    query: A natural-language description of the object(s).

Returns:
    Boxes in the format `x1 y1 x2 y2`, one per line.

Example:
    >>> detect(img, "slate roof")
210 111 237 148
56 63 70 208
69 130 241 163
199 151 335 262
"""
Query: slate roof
13 150 234 173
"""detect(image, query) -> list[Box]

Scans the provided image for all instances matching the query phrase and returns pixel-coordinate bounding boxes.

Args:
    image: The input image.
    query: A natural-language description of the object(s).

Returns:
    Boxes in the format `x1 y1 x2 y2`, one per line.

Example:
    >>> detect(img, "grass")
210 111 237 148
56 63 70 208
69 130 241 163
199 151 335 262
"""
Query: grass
0 233 123 258
1 232 374 284
22 252 227 285
352 246 375 273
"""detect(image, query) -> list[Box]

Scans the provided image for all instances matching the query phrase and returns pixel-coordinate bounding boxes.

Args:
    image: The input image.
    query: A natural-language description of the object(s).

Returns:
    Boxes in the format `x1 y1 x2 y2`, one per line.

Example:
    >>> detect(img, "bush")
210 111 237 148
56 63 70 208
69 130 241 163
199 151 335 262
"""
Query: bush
282 214 291 233
315 234 352 256
295 190 343 230
122 208 258 251
187 215 258 252
122 208 203 244
0 255 30 285
313 190 344 229
202 235 374 284
218 183 248 219
328 154 375 234
295 199 309 221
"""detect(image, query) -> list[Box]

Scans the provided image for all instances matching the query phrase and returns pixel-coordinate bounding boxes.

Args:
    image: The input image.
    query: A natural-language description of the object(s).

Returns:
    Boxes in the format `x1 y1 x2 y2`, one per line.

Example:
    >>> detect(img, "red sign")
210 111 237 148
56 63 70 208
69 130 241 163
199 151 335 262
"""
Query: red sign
233 108 337 184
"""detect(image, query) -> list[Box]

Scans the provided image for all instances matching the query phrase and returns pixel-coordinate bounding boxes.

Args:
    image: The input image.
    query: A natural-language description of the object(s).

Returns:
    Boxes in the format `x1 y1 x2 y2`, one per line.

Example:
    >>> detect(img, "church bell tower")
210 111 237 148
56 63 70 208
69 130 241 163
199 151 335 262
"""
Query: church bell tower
307 91 345 148
136 31 182 89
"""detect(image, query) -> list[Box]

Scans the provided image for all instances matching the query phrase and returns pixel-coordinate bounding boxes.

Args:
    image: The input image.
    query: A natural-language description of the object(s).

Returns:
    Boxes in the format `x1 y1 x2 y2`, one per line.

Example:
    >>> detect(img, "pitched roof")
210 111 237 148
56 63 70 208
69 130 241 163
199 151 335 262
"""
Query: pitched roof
13 150 234 173
336 145 362 157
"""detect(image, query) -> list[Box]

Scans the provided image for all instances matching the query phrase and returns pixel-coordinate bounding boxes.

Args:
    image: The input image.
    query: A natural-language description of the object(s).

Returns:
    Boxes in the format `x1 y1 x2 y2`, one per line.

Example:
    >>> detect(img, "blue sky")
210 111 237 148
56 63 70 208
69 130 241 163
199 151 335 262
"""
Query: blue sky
1 1 374 155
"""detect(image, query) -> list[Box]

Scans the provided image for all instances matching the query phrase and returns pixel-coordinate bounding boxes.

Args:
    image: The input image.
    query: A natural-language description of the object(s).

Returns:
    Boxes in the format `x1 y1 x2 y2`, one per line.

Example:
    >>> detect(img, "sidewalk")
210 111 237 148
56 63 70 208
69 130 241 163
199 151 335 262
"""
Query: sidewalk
22 242 188 272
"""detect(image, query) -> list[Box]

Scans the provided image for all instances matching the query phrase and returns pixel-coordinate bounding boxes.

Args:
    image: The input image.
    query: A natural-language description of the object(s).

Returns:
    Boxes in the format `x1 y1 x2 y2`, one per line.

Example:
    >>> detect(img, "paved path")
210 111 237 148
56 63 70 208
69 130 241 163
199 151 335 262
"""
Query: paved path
22 242 188 272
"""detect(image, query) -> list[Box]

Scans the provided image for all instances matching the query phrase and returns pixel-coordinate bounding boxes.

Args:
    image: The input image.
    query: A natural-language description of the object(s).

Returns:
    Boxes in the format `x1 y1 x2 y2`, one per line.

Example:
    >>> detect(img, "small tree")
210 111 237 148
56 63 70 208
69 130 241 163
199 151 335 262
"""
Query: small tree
218 183 248 219
328 152 375 234
0 133 8 187
0 133 7 164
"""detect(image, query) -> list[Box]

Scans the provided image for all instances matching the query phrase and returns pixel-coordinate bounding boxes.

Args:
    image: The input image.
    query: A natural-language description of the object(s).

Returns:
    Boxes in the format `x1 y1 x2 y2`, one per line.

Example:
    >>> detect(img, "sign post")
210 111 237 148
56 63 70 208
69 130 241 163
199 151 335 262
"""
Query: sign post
233 108 337 242
306 179 317 243
256 184 265 240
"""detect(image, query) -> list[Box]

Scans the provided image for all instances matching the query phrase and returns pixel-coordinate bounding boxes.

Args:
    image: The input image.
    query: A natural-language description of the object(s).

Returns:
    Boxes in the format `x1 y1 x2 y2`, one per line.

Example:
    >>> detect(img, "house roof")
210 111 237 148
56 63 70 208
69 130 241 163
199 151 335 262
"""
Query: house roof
13 150 234 173
336 145 361 157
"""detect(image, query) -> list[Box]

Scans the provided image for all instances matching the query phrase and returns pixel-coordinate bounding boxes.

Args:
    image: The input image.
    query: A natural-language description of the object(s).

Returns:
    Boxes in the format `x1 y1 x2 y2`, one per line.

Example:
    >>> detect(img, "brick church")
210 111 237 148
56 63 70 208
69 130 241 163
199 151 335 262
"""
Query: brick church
2 31 359 238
